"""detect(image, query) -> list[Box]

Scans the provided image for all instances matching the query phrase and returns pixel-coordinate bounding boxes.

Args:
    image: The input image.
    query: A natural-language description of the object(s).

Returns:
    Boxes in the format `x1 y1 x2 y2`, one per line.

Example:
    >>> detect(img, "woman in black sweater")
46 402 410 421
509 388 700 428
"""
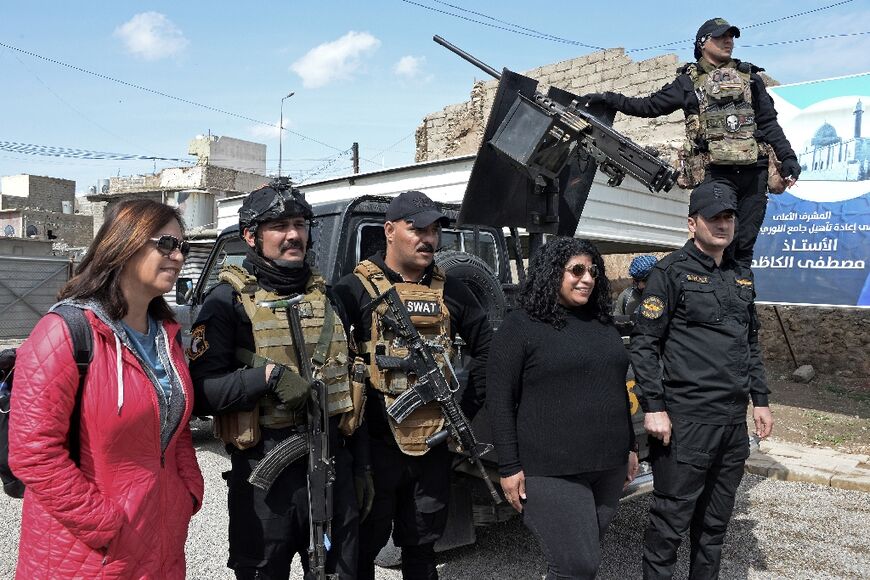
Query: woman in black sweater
487 237 639 580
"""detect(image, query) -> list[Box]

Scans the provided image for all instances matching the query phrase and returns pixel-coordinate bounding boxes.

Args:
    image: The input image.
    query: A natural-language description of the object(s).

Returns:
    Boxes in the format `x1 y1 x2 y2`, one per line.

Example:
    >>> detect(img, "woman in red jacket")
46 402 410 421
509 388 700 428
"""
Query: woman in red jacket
9 199 205 579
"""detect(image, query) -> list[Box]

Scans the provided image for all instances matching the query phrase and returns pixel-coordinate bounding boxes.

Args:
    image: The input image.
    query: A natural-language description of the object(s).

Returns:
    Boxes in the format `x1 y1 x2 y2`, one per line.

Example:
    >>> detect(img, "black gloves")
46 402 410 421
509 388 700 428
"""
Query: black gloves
266 365 309 412
780 157 801 180
354 468 375 522
584 92 610 107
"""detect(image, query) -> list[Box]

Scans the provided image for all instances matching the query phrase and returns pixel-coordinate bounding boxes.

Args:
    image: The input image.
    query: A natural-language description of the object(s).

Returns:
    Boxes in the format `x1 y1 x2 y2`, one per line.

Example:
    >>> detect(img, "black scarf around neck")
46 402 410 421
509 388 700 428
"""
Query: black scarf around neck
243 248 311 296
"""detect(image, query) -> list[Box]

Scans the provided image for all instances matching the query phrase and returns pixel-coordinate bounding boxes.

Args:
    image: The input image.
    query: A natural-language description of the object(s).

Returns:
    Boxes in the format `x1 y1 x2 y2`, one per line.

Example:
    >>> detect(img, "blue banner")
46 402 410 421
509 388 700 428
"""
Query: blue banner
753 73 870 307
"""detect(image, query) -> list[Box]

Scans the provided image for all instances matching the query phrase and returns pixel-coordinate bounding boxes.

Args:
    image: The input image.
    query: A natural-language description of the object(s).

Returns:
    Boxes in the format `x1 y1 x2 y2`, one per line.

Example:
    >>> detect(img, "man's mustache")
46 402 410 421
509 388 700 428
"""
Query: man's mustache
416 243 435 253
280 239 305 252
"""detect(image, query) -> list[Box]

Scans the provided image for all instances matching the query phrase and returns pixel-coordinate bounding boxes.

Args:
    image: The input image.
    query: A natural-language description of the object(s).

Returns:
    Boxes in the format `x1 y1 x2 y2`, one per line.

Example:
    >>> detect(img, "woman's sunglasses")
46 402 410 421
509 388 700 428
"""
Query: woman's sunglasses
150 235 191 257
564 263 599 279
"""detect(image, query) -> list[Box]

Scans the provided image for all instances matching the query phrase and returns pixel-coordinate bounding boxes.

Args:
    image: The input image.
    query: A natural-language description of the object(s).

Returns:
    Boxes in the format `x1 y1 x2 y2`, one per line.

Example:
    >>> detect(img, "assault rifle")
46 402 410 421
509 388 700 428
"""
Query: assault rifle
434 35 677 192
368 286 502 504
247 295 336 580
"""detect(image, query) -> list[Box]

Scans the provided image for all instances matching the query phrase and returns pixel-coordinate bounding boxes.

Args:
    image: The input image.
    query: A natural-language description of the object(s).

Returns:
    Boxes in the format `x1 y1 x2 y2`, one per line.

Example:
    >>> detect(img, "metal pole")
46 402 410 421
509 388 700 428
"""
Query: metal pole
278 91 295 177
352 142 359 174
773 305 799 369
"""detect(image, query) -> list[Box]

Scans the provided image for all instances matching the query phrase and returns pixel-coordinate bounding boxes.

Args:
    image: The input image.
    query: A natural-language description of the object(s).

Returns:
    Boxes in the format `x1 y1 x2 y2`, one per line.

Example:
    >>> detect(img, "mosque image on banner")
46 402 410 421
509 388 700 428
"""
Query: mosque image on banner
752 72 870 308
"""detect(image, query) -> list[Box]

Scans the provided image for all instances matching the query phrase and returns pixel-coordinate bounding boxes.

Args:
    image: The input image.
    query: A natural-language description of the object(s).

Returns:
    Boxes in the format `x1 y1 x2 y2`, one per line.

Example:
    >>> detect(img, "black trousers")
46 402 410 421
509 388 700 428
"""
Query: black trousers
642 419 750 580
522 466 626 580
227 431 359 580
357 439 451 580
704 165 769 269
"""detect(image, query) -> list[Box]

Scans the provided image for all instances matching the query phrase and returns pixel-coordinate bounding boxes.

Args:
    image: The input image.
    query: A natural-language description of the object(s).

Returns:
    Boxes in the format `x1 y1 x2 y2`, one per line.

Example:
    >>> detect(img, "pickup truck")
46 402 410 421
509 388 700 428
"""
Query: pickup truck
174 194 653 553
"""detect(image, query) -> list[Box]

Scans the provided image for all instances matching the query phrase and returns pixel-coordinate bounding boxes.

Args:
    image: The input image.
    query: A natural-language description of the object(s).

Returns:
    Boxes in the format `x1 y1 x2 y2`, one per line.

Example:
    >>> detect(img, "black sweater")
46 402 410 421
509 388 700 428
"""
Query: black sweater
487 307 633 478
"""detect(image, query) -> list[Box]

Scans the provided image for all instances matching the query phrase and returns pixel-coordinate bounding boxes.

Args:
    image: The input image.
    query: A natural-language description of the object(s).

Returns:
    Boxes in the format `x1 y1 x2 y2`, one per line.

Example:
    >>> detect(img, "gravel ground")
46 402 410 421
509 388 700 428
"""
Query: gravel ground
1 421 867 579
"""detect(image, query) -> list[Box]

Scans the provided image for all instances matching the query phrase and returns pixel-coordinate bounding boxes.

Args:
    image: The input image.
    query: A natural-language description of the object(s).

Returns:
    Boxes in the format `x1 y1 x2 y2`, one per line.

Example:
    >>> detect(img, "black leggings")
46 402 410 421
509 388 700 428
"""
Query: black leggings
522 465 626 580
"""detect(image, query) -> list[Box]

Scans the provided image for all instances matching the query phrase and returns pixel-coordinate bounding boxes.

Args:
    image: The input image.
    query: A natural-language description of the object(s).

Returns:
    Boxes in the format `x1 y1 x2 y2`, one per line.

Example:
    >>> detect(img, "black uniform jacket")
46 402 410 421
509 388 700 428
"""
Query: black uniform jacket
604 58 797 166
332 253 493 443
629 240 769 425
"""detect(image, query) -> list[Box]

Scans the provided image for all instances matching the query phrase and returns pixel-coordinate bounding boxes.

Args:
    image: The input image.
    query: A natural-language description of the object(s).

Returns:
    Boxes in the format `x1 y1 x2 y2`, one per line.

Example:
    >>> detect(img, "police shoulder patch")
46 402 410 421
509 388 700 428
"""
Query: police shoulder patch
735 278 753 287
640 296 666 320
186 324 210 361
686 274 709 284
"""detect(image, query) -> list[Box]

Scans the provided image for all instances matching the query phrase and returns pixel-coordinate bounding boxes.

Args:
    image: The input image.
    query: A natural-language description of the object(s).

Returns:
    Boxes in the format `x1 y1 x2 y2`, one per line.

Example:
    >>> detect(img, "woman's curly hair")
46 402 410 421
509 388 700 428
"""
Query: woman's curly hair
518 237 613 328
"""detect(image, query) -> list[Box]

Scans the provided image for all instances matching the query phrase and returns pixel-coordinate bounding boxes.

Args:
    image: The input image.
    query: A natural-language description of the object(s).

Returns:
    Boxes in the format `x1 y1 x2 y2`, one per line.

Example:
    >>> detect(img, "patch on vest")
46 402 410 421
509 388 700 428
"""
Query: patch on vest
640 296 666 320
686 274 709 284
736 278 753 287
187 324 209 360
404 300 441 316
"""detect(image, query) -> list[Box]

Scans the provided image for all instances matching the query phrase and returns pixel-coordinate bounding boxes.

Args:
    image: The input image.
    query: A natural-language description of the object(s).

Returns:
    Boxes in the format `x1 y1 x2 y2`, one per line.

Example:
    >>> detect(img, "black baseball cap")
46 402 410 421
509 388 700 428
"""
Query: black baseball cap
385 191 449 228
695 18 741 59
689 181 737 218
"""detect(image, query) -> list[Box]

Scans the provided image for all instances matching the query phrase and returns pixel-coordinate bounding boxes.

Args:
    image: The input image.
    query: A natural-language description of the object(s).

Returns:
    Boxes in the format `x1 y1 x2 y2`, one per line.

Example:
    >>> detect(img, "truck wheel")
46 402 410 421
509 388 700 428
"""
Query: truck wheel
435 251 507 326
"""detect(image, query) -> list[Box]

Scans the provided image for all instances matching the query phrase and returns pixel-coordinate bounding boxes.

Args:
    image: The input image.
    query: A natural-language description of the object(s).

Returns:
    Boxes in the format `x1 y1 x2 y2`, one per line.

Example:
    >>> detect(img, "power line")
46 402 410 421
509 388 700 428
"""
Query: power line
398 0 605 49
399 0 860 55
369 130 417 160
426 0 605 50
651 30 870 53
0 40 348 154
628 0 856 52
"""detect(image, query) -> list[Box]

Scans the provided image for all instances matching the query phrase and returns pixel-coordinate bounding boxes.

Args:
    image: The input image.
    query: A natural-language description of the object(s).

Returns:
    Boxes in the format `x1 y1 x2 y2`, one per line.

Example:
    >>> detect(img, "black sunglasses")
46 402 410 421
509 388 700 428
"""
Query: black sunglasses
564 263 599 279
150 235 190 257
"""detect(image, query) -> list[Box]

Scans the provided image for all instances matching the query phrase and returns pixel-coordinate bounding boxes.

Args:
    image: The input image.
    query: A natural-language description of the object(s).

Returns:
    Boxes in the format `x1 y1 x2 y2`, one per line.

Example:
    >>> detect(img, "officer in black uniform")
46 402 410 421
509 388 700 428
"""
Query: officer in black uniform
332 191 492 580
630 180 774 579
587 17 800 268
188 182 371 579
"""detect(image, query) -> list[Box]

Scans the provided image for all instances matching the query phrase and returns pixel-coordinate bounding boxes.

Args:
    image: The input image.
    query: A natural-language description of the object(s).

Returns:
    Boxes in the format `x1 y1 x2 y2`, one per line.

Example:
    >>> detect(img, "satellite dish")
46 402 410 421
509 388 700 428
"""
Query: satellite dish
3 225 13 237
26 225 38 237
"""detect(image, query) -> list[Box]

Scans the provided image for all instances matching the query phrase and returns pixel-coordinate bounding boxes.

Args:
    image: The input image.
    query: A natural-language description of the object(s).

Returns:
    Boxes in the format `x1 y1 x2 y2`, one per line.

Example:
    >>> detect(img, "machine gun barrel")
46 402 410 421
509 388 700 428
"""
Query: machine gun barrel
434 35 678 194
433 35 501 80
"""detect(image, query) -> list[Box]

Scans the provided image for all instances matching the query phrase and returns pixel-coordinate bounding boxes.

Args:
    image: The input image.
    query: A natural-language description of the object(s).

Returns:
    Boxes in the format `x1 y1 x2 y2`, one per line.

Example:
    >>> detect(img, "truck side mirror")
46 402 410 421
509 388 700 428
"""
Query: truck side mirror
176 277 193 305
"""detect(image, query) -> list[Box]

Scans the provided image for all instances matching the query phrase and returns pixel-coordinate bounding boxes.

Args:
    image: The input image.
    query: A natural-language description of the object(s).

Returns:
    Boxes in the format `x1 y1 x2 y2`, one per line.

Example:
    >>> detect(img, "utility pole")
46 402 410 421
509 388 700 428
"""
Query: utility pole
352 142 359 174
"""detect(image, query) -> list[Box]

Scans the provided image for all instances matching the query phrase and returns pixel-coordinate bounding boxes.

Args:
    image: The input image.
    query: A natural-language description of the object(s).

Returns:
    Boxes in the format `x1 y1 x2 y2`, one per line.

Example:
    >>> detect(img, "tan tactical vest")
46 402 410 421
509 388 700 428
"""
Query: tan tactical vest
686 62 758 166
217 264 356 443
354 260 454 455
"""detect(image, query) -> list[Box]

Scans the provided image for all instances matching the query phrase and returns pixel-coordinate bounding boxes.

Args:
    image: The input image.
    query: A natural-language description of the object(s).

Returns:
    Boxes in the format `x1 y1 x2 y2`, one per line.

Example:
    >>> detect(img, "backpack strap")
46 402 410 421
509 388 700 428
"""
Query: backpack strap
52 305 93 376
50 305 93 466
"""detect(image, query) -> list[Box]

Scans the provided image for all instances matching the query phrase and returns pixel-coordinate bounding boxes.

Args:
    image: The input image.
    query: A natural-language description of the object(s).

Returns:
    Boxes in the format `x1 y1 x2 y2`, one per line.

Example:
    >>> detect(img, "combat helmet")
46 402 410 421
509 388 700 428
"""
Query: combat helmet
238 178 313 239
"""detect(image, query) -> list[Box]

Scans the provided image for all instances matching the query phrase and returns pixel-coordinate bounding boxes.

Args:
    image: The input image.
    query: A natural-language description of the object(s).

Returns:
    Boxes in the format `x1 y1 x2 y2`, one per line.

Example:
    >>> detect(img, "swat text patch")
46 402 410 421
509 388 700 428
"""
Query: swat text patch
686 274 709 283
405 300 441 316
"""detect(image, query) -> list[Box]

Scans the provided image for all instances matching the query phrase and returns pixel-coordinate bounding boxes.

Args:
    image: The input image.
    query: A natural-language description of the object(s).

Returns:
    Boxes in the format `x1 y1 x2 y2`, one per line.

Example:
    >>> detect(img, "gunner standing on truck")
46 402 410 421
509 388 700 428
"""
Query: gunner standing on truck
587 17 800 268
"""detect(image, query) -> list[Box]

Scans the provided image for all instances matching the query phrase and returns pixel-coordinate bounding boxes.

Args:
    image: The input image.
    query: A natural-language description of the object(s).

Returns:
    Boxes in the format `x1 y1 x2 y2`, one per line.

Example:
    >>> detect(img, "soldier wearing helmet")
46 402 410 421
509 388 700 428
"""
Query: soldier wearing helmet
586 17 801 268
614 255 658 319
189 180 371 579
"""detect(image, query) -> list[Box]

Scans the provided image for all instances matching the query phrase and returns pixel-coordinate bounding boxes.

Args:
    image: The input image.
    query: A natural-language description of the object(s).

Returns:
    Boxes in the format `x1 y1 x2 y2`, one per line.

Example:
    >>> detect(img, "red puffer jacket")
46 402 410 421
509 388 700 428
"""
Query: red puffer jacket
9 309 205 579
